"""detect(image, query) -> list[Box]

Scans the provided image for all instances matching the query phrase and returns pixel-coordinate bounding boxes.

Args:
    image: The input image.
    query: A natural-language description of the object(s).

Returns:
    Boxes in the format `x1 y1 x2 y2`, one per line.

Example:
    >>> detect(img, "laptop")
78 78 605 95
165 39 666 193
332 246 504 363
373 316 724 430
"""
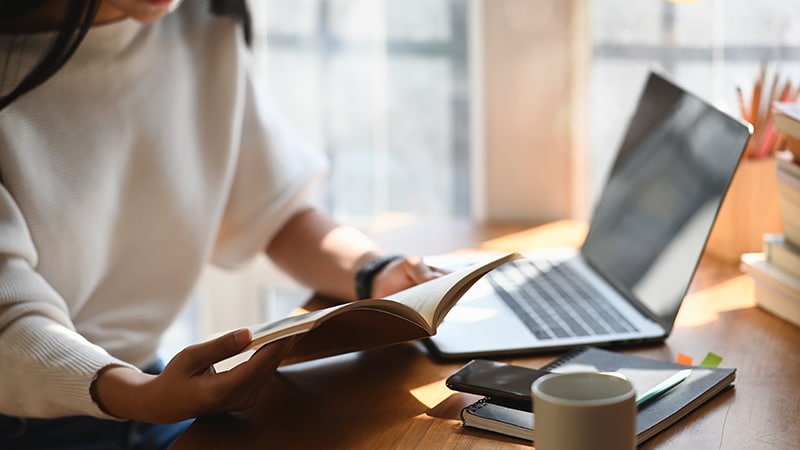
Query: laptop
428 71 752 359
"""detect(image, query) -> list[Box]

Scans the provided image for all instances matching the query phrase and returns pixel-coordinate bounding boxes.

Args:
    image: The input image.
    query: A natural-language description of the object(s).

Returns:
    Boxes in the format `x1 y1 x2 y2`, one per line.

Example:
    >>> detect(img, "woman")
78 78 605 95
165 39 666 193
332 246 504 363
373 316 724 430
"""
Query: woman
0 1 444 448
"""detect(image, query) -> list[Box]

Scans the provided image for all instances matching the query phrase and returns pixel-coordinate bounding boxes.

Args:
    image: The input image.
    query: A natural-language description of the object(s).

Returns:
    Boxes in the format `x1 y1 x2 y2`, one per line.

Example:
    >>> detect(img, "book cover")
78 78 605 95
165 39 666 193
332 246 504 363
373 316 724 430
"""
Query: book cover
740 252 800 327
776 150 800 179
460 347 736 445
763 233 800 281
776 152 800 247
773 102 800 161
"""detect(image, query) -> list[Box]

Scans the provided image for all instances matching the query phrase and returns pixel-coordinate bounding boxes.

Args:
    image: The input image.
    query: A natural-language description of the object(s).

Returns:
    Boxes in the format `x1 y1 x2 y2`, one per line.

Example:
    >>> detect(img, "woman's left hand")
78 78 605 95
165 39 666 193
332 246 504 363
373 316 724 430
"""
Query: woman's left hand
370 256 449 298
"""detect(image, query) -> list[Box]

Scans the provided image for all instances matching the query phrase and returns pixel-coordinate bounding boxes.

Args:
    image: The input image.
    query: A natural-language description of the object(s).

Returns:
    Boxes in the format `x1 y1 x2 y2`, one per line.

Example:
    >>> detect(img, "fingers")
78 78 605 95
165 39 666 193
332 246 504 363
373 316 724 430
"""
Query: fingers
216 335 298 385
370 255 449 298
179 328 253 373
247 335 298 371
401 256 448 284
157 333 297 418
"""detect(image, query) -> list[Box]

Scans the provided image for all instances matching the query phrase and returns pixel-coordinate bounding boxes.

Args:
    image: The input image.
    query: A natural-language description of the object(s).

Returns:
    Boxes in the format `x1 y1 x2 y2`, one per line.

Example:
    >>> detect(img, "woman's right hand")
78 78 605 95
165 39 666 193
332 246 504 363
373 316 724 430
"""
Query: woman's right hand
92 329 297 423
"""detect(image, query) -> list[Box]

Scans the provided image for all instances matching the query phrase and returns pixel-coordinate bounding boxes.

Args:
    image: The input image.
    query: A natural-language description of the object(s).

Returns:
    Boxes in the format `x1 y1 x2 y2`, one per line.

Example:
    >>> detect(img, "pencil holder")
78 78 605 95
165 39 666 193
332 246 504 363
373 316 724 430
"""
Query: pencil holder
706 157 783 264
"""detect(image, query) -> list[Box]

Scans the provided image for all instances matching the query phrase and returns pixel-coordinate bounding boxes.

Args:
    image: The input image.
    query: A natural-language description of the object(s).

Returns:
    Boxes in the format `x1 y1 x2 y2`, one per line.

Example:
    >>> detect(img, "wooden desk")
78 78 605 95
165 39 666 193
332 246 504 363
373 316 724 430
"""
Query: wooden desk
173 219 800 449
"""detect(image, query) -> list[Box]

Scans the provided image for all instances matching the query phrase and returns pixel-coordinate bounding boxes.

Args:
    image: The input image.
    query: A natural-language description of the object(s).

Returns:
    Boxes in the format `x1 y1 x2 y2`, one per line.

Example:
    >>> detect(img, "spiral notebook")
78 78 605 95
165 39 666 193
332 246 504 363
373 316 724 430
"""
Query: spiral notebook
460 347 736 445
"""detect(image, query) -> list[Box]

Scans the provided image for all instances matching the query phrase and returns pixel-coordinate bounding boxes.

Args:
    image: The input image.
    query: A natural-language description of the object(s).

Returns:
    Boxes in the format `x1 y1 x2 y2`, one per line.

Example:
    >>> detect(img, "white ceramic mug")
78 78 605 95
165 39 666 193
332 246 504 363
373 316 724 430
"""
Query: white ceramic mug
531 372 636 450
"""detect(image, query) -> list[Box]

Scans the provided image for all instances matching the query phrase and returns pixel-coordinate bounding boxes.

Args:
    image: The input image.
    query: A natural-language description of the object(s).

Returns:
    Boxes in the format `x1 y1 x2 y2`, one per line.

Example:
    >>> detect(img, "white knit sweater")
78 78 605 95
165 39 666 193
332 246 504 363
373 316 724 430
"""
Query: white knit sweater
0 3 325 419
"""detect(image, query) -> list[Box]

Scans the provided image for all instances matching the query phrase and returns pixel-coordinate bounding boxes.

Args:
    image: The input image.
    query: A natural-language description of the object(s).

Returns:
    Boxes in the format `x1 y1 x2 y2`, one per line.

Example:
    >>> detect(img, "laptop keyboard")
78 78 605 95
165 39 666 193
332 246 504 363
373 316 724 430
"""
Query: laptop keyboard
486 259 639 340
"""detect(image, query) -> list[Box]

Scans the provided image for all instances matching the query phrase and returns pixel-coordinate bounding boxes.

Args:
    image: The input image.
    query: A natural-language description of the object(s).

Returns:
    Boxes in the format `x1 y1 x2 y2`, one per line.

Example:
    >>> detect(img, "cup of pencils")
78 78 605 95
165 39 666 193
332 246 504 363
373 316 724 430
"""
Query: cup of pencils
705 65 788 263
737 64 799 159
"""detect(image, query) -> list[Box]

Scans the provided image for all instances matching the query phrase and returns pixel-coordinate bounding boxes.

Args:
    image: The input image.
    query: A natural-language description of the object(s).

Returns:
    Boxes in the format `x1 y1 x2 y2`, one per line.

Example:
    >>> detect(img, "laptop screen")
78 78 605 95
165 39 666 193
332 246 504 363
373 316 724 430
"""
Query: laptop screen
580 72 751 332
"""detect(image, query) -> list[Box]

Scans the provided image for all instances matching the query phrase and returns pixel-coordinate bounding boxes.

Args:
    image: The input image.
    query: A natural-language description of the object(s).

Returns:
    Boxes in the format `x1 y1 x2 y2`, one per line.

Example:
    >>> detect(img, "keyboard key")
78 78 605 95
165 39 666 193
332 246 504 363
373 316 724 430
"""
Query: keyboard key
486 259 638 340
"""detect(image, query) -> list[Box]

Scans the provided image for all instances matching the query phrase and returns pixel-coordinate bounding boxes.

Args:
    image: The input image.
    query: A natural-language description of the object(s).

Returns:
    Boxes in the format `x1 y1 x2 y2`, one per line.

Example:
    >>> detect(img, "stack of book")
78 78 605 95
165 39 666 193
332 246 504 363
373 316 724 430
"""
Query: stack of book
773 102 800 163
740 102 800 327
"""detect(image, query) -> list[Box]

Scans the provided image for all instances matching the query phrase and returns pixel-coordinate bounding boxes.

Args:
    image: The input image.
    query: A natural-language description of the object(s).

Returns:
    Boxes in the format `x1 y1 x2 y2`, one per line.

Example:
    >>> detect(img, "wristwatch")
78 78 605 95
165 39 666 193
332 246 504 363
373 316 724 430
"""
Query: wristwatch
355 254 403 299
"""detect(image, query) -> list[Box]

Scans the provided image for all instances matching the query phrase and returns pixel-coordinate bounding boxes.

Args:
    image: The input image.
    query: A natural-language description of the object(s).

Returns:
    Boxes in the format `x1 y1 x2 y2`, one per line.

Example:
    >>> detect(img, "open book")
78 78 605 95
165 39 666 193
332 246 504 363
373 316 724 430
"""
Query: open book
242 252 521 365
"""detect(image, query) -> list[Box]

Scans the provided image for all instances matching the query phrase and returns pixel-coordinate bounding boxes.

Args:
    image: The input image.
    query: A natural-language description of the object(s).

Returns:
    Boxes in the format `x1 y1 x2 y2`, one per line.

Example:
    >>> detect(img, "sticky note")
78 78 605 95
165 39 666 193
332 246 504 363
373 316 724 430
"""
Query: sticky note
700 352 723 368
676 353 693 365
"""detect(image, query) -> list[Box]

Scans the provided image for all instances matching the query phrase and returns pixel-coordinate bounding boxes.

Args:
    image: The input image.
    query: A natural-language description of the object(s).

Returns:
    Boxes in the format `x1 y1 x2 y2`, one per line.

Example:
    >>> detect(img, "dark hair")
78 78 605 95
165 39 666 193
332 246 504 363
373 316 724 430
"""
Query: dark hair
0 0 252 111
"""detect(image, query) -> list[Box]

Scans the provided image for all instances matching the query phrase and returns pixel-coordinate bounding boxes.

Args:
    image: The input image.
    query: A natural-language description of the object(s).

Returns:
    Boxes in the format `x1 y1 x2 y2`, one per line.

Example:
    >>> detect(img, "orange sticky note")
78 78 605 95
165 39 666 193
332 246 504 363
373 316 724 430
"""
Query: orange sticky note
676 353 693 365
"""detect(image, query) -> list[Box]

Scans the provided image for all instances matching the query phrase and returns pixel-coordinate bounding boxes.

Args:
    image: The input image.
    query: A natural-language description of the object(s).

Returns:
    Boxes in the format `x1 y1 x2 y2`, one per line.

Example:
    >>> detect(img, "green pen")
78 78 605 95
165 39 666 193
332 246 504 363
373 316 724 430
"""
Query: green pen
636 369 692 407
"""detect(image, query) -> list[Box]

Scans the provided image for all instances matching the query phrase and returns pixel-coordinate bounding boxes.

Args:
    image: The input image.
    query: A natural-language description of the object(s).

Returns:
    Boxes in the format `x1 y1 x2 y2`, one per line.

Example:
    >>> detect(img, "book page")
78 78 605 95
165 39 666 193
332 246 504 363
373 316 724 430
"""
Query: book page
774 101 800 120
246 304 351 350
776 151 800 177
385 252 520 331
242 252 519 359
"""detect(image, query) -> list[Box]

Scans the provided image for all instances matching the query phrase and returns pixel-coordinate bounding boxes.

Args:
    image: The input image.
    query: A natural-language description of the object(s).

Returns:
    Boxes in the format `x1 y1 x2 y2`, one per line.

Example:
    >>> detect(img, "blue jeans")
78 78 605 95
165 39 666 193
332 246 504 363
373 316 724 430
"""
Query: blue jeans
0 359 193 450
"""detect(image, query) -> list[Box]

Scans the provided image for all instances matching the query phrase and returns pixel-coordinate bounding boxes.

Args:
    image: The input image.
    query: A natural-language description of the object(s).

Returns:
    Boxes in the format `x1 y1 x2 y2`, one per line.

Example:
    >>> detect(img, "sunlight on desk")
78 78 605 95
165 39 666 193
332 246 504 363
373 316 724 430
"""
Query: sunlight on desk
479 220 587 252
677 274 755 327
409 379 452 409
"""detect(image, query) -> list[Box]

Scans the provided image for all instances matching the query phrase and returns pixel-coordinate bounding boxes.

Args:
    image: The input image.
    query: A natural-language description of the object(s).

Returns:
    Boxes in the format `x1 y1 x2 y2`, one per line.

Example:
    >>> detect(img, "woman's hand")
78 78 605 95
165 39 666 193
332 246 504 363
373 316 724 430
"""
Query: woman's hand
369 256 449 299
92 329 296 423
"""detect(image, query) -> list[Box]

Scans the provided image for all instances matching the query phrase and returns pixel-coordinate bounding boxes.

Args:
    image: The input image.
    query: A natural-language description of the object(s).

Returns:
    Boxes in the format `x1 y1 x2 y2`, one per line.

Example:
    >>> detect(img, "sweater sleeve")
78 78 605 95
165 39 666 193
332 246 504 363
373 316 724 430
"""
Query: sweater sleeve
211 42 329 269
0 185 137 419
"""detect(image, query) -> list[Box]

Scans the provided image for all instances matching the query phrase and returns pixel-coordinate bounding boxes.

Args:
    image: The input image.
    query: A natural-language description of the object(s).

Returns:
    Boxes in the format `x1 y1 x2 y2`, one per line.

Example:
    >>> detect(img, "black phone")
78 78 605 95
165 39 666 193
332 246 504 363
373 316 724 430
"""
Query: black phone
445 359 550 411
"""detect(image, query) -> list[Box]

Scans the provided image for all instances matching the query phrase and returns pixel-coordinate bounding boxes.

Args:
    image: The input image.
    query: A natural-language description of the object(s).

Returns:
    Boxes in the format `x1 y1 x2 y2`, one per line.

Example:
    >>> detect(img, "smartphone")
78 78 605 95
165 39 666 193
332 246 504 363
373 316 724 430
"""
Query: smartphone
445 359 550 411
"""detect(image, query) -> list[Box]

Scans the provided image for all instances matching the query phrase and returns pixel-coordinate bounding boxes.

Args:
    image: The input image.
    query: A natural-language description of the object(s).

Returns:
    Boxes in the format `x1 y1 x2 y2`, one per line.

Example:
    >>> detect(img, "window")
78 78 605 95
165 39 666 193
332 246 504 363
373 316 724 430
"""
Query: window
251 0 472 224
167 0 800 357
590 0 800 202
160 0 475 358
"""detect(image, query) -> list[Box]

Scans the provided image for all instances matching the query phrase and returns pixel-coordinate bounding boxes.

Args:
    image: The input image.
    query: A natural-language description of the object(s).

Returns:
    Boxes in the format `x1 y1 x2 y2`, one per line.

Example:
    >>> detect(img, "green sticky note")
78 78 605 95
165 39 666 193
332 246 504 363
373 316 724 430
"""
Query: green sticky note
700 352 723 368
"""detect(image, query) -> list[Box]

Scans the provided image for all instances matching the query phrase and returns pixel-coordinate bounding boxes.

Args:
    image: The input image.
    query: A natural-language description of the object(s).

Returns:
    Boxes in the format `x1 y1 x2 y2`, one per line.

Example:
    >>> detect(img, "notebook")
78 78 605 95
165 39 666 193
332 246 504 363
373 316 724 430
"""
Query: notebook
459 347 736 445
427 71 752 358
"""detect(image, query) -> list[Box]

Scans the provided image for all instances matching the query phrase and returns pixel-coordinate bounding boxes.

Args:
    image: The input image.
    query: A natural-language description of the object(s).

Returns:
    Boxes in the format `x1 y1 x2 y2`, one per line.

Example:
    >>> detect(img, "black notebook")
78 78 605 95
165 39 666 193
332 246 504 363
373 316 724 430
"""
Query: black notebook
460 347 736 445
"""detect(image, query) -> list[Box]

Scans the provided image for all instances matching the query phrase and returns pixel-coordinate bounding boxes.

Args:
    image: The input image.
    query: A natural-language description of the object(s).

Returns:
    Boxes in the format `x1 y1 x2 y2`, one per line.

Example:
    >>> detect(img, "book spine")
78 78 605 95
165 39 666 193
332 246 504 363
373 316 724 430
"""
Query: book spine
754 280 800 327
464 398 488 415
764 235 800 280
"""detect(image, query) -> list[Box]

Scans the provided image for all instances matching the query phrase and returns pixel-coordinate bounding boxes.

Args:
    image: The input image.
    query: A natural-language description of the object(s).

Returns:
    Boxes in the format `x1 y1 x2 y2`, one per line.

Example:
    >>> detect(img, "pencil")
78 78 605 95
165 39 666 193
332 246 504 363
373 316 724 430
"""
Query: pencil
751 78 762 129
767 72 780 109
756 121 777 158
636 369 692 408
778 79 792 102
736 86 749 122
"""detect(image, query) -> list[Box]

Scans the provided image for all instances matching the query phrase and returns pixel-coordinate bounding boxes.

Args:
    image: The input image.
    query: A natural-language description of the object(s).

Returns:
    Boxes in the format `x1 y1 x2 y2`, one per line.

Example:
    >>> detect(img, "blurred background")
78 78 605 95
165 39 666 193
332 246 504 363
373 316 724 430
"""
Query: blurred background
162 0 800 357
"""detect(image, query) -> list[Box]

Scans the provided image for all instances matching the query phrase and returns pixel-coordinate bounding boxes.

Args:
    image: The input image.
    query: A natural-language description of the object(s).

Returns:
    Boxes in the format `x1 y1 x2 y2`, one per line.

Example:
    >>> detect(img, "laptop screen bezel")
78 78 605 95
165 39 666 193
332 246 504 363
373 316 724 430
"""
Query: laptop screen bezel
578 71 752 333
